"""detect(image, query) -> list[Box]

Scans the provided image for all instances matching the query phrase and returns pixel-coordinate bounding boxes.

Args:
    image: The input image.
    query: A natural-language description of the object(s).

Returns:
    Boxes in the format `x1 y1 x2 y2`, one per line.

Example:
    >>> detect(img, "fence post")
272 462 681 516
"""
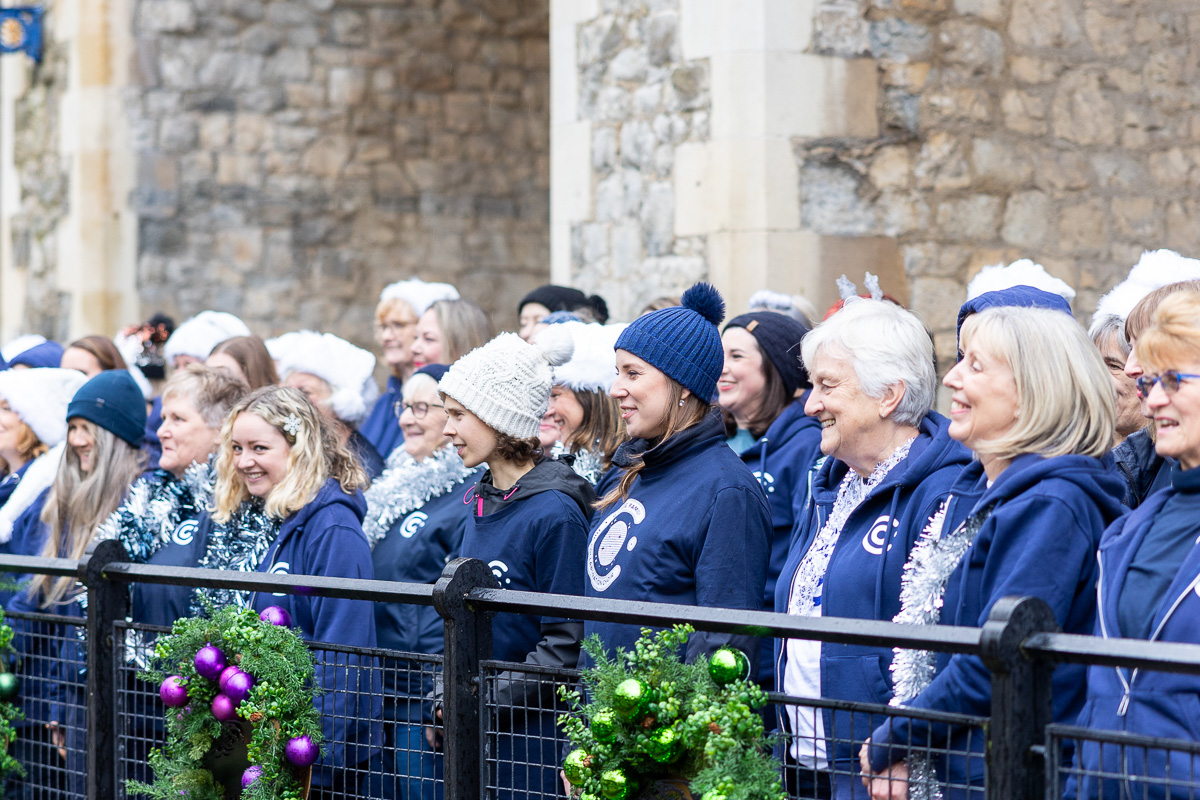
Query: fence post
82 539 130 800
434 558 499 800
980 595 1058 800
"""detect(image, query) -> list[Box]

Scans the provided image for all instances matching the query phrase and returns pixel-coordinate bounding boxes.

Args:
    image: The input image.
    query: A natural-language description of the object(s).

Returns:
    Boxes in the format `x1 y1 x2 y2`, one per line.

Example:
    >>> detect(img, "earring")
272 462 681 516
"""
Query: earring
679 399 685 407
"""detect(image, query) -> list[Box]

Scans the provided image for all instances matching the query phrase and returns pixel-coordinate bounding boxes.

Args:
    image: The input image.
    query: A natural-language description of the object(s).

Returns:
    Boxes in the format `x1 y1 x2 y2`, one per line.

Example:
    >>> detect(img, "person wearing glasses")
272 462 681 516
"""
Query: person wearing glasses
362 363 478 800
361 280 461 460
860 306 1124 800
1075 290 1200 800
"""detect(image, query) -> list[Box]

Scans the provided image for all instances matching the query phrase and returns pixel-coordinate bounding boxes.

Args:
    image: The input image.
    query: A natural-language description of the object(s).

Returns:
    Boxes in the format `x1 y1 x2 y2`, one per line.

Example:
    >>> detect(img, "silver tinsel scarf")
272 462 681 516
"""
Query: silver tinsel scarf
94 461 215 562
190 500 281 615
549 441 605 487
362 443 475 549
888 498 995 800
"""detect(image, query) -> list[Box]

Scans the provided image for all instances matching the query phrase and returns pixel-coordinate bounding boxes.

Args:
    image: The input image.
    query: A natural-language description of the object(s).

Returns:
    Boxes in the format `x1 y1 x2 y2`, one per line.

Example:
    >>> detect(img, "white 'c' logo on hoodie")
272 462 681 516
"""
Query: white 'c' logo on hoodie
587 499 646 592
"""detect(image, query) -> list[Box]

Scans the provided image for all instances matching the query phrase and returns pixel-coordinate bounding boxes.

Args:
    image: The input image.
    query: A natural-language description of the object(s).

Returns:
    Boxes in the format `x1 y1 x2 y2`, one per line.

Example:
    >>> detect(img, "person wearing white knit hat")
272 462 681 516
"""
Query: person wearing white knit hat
164 311 252 369
0 368 89 543
278 331 385 480
436 328 595 799
363 279 461 462
537 321 627 486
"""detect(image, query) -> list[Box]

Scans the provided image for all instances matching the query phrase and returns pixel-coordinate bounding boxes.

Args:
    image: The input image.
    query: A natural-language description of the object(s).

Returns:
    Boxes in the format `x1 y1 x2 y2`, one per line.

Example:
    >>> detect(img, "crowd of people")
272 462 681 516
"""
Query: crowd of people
0 251 1198 800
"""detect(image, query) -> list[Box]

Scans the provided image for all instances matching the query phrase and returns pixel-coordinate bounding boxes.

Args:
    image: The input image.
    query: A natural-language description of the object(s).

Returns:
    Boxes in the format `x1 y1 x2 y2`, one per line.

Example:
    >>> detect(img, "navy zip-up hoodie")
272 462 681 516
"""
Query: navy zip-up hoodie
586 410 771 669
359 376 405 460
250 478 382 785
1074 467 1200 800
774 411 970 776
869 452 1125 791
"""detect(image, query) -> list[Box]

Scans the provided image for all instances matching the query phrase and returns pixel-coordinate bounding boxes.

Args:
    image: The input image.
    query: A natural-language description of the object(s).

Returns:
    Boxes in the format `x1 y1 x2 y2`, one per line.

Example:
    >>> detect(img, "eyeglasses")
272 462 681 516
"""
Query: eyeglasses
375 320 418 336
1135 371 1200 397
394 400 445 420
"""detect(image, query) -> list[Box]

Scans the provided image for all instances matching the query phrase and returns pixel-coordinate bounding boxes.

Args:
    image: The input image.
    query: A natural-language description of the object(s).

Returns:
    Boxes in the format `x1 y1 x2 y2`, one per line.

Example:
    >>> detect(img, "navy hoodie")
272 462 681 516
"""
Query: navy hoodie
586 410 771 669
250 478 381 784
1074 467 1200 800
359 376 405 460
775 411 970 775
869 452 1125 790
1113 427 1173 509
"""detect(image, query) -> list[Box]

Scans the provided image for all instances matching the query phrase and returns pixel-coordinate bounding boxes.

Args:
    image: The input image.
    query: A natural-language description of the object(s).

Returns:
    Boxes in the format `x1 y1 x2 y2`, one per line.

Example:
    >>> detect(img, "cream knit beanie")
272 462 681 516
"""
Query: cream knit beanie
438 328 574 439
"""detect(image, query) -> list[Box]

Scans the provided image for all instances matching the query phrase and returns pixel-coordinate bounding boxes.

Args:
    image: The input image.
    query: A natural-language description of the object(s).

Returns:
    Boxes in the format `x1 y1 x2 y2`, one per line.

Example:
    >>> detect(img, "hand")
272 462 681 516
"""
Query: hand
48 722 66 761
858 742 909 800
424 707 443 751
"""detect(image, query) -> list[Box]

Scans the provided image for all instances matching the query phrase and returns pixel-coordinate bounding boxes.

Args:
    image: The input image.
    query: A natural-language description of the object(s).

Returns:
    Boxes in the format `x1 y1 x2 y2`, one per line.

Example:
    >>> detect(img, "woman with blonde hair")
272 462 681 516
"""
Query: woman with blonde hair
206 335 279 390
204 386 379 798
410 298 492 371
861 306 1124 800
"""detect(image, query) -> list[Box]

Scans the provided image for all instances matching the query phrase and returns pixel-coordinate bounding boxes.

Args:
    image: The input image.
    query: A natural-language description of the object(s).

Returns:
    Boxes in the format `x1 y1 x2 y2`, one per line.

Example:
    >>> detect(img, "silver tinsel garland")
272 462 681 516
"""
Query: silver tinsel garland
550 441 605 486
94 461 215 562
362 443 475 549
190 500 281 615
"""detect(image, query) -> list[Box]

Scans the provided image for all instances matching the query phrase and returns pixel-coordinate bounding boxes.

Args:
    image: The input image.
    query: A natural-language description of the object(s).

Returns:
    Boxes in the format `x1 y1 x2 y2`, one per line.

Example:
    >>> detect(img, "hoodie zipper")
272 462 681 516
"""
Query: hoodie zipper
1096 552 1133 715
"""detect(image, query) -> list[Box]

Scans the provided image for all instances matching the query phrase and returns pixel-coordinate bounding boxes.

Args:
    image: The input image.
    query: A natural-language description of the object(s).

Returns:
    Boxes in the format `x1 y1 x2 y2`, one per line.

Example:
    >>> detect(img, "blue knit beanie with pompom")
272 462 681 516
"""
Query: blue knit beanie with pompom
614 283 726 400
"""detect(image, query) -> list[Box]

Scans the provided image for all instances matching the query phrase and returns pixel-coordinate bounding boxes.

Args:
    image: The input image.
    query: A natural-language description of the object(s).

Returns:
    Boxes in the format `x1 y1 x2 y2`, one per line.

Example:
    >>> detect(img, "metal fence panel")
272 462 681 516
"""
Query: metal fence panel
1047 723 1200 800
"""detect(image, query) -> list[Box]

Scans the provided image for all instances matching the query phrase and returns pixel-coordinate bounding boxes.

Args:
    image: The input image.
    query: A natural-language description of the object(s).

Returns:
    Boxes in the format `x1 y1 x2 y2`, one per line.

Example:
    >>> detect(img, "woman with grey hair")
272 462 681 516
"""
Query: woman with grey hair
1089 314 1146 446
773 298 971 799
861 306 1124 800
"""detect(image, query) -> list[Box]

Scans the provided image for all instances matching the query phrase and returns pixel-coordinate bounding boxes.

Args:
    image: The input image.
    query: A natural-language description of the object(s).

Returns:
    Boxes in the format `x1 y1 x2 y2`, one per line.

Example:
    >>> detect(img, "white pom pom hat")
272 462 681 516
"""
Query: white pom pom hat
438 328 574 439
278 332 380 426
967 259 1076 303
164 311 251 363
1094 249 1200 323
0 368 89 447
380 279 460 317
551 321 627 394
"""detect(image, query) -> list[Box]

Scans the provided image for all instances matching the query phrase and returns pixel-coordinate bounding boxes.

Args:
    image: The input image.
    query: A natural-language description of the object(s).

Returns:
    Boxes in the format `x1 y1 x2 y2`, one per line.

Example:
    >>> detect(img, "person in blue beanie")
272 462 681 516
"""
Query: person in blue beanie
586 283 772 669
1074 291 1200 800
774 299 971 799
5 369 147 796
718 310 822 694
861 307 1124 800
434 327 593 800
204 385 379 800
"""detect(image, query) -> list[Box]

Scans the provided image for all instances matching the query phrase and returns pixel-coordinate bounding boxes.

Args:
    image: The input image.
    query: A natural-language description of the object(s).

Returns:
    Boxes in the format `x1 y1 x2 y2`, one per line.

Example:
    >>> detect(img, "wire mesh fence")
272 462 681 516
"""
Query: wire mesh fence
1047 723 1200 800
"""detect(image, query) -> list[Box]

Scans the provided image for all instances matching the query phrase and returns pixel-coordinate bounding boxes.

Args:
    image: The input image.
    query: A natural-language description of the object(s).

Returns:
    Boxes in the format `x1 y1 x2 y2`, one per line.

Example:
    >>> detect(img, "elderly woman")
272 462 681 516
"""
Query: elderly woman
1089 315 1147 448
774 299 970 799
1074 291 1200 800
861 307 1124 800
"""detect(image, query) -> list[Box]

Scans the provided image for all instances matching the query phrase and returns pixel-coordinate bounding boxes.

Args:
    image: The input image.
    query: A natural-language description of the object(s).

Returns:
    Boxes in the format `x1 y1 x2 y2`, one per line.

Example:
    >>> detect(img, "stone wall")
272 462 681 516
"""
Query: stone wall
129 0 551 342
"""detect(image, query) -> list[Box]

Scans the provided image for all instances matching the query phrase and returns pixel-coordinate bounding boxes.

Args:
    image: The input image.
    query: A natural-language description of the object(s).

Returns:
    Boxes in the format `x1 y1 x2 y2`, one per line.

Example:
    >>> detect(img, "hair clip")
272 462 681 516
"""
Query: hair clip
282 414 302 438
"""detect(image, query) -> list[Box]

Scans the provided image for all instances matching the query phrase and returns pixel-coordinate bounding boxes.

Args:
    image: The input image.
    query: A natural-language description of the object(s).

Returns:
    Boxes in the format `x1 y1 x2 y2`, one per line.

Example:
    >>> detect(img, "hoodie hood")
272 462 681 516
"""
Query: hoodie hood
611 408 727 473
757 397 818 458
279 478 367 541
472 458 595 517
953 451 1125 524
956 286 1073 351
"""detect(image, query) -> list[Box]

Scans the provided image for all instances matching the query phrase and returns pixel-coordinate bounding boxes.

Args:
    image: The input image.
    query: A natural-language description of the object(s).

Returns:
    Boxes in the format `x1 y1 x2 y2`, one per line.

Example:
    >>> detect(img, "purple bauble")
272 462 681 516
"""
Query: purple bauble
225 670 255 704
284 735 319 767
259 606 291 627
241 766 263 789
160 676 188 707
194 644 226 681
211 693 238 721
218 665 241 693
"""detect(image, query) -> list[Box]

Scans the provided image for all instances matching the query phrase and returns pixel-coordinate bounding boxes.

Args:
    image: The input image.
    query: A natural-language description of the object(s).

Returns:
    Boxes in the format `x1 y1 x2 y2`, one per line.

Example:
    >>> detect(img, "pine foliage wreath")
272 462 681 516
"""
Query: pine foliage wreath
130 605 323 800
0 608 23 779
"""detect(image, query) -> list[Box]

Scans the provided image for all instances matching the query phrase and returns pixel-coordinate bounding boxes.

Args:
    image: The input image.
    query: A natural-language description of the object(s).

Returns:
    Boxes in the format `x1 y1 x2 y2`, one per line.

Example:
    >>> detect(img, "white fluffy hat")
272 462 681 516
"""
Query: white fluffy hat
164 311 251 363
438 328 574 439
1094 249 1200 323
380 279 460 317
264 330 315 363
551 321 626 394
0 368 88 447
967 259 1076 303
278 331 380 426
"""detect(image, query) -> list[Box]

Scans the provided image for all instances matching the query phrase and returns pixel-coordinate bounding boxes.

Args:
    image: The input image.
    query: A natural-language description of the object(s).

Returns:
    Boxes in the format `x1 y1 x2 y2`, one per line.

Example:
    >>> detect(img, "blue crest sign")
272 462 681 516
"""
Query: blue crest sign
0 7 44 62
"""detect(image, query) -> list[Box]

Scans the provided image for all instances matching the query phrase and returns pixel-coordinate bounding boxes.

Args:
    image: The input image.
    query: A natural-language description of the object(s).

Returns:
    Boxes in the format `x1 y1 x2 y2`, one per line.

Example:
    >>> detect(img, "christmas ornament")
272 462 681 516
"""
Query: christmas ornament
211 694 238 721
591 709 618 743
259 606 291 627
0 673 18 701
645 727 680 763
601 768 630 800
564 749 592 785
241 766 262 789
285 735 319 767
613 678 648 720
159 676 188 707
701 793 727 800
708 647 749 686
224 670 255 704
218 665 241 693
194 644 226 680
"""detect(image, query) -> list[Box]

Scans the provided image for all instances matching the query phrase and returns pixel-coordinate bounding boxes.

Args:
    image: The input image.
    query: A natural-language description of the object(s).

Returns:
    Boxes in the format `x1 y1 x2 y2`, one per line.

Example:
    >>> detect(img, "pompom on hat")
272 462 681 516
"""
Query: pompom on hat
277 332 380 426
438 328 574 439
380 279 460 317
164 311 251 364
615 282 726 400
967 259 1076 304
552 322 626 394
0 368 88 447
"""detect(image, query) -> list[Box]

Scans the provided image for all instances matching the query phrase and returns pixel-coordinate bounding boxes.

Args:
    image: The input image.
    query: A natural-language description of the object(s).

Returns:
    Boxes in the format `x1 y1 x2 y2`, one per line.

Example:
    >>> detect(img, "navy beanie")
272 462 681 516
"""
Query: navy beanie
615 283 726 400
67 370 147 447
415 363 450 383
9 340 64 370
724 312 811 396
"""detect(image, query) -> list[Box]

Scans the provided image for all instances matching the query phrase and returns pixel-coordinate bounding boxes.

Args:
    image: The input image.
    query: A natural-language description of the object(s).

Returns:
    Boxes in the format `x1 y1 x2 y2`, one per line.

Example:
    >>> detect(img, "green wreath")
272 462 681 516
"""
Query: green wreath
130 605 323 800
0 608 24 779
560 625 786 800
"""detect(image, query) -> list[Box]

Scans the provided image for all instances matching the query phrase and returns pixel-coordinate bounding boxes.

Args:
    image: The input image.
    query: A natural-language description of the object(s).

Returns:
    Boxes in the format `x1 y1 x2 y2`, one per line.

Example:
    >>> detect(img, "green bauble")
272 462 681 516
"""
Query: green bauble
708 647 750 685
591 709 618 743
0 673 18 700
600 769 630 800
580 794 602 800
612 678 648 720
645 727 680 763
701 793 727 800
564 749 592 786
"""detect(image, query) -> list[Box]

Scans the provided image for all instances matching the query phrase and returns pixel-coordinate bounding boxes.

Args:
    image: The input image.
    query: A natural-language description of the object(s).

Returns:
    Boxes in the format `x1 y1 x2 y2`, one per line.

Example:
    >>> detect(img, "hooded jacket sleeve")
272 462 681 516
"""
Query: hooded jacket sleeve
868 494 1101 772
